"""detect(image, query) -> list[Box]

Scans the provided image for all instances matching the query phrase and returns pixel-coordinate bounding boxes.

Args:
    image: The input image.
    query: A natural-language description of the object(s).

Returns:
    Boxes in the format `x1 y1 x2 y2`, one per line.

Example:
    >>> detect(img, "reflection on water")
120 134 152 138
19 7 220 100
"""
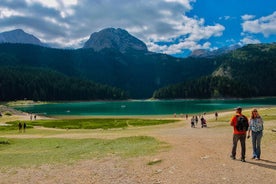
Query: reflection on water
14 98 276 116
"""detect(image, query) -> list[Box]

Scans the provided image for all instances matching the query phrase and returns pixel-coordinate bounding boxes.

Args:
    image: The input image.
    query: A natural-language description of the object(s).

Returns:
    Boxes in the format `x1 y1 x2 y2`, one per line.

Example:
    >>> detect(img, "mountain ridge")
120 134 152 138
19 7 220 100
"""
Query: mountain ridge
189 44 241 58
0 42 275 99
0 28 275 100
0 28 243 57
0 29 45 46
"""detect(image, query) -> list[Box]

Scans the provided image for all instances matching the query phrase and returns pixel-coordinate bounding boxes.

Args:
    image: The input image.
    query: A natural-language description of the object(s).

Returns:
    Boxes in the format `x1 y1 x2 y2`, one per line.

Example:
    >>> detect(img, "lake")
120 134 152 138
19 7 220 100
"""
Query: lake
13 98 276 116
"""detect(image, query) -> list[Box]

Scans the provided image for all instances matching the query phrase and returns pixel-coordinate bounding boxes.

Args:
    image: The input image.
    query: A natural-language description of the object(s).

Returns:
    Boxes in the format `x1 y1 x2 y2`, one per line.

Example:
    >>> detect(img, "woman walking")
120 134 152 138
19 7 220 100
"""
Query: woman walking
247 109 264 160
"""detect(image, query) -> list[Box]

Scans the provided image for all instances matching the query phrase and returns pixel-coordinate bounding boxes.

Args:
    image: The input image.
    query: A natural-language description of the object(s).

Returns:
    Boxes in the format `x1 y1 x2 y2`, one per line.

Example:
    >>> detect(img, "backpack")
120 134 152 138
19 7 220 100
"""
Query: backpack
235 115 248 132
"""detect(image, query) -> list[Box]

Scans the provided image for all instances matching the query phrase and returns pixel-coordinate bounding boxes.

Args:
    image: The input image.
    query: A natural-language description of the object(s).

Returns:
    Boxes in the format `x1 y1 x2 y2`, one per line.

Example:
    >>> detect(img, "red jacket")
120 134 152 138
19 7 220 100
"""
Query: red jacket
230 113 248 135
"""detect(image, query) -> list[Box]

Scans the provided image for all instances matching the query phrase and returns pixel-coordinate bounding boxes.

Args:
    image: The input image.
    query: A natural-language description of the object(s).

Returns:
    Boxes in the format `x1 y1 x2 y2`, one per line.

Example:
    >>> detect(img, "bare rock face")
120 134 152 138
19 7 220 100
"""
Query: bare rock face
83 28 148 53
0 29 44 46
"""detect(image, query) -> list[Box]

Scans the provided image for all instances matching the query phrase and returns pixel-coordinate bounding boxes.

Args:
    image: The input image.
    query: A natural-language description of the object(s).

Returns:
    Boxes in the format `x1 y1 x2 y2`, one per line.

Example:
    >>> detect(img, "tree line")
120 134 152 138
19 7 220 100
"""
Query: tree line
153 76 253 99
0 67 128 101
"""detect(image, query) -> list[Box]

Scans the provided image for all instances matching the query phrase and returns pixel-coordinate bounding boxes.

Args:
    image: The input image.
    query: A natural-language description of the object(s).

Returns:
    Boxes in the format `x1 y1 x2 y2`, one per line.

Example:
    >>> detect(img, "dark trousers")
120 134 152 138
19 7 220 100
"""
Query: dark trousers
231 134 246 159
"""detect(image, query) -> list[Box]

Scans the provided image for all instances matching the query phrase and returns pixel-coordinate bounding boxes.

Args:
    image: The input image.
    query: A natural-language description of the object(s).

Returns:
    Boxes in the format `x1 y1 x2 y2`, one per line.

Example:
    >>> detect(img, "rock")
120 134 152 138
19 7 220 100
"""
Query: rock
83 28 148 53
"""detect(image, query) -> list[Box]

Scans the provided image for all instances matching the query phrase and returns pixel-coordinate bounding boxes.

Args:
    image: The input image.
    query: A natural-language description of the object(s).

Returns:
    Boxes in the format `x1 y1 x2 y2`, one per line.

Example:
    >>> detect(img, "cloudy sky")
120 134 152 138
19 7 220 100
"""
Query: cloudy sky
0 0 276 57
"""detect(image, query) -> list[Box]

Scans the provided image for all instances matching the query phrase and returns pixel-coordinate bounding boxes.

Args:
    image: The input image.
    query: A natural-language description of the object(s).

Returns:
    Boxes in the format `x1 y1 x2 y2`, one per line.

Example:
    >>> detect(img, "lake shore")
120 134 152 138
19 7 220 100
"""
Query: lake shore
8 98 276 117
1 103 273 123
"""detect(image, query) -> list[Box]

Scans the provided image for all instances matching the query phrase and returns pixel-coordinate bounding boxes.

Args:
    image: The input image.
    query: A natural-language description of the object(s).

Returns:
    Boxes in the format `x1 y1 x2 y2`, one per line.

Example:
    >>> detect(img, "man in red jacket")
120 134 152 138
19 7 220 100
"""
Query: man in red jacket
230 107 249 162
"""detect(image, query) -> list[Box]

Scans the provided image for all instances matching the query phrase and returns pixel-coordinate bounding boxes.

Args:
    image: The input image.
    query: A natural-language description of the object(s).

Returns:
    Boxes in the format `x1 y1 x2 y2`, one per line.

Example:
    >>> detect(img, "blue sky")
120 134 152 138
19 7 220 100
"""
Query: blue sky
0 0 276 57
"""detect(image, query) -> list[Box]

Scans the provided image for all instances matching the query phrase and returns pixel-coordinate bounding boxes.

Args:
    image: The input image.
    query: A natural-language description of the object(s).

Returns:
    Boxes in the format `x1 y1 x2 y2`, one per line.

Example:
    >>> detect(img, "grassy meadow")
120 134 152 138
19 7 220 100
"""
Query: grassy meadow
0 117 174 168
6 118 176 130
0 136 169 168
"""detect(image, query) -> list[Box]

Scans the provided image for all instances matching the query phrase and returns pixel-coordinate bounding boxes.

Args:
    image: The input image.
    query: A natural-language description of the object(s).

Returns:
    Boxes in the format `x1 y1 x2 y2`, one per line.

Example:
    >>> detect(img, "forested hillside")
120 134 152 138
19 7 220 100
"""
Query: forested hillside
153 43 276 99
153 76 252 98
0 43 219 99
0 67 128 101
0 43 275 100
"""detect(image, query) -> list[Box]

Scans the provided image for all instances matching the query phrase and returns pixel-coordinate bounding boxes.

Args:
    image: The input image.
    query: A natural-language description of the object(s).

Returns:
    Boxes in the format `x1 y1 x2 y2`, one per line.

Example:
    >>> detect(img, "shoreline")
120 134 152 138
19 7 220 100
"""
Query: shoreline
1 102 275 123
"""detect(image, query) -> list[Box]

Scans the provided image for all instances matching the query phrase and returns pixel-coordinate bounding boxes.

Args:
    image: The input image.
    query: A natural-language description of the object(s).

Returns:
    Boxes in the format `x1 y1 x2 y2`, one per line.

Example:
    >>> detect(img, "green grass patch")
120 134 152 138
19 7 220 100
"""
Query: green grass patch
0 124 18 131
259 108 276 121
0 136 168 168
6 118 176 130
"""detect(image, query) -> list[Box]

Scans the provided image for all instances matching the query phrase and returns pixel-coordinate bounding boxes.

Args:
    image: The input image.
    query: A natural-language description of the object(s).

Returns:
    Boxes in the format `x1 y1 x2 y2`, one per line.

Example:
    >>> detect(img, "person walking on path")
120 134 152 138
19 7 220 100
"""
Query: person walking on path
195 116 198 126
215 112 218 120
247 109 264 160
230 107 249 162
191 116 195 128
18 122 22 133
23 122 27 132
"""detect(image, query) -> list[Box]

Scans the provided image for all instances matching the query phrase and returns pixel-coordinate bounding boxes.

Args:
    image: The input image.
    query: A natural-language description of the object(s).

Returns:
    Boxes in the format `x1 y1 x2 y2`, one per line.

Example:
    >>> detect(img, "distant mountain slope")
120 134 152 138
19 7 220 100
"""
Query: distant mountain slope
190 44 241 58
83 28 148 53
0 29 44 46
154 43 276 99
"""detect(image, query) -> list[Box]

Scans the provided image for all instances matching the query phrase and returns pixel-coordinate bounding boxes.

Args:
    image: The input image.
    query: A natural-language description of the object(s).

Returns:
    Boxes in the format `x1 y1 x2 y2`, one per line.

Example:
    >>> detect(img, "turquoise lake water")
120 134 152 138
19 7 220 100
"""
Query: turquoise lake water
14 98 276 116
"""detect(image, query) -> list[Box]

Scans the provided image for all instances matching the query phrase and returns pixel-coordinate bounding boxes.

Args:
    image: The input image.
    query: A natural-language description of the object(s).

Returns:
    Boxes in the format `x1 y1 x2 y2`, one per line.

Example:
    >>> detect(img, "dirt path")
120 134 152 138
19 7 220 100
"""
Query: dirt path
0 114 275 184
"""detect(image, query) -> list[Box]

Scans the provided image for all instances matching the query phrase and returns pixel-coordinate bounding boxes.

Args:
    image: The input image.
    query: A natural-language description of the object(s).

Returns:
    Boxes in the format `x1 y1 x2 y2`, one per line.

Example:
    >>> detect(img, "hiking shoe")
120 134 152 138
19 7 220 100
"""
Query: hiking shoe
251 156 256 159
255 157 260 160
241 159 246 162
230 155 236 160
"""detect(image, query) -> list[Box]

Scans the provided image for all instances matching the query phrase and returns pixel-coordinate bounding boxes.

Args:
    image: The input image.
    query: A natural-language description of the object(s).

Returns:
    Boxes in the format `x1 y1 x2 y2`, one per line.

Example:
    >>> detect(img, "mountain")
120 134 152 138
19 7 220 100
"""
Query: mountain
0 43 218 98
154 43 276 99
83 28 148 53
190 44 241 58
0 29 44 46
0 27 275 100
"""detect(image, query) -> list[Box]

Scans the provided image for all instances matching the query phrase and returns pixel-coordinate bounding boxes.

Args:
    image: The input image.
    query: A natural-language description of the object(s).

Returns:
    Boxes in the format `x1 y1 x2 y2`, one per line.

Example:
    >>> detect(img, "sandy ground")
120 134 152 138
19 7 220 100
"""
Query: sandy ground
0 108 275 184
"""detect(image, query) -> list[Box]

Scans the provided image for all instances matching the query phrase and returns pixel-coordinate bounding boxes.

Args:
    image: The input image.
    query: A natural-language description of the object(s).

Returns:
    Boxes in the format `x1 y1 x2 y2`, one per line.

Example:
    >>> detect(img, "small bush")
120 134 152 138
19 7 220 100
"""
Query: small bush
0 139 10 145
4 111 12 116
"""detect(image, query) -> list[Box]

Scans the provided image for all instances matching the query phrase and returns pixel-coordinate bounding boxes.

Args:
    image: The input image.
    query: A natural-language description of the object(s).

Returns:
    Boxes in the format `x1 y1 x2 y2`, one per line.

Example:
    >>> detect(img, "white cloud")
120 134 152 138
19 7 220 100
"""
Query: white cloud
242 11 276 37
219 16 232 21
26 0 77 18
0 7 23 18
164 0 196 10
241 14 255 21
144 14 224 55
240 37 260 45
0 0 225 55
25 0 78 9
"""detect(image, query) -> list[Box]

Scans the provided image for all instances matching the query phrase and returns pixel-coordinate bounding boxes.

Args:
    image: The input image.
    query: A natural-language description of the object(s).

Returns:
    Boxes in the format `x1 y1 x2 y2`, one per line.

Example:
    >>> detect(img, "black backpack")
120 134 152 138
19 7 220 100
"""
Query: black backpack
236 115 248 131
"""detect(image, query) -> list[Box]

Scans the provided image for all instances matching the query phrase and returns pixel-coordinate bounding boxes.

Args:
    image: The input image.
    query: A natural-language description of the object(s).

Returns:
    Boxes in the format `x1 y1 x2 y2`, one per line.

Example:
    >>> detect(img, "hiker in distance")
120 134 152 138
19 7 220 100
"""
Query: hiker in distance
247 109 264 160
230 107 249 162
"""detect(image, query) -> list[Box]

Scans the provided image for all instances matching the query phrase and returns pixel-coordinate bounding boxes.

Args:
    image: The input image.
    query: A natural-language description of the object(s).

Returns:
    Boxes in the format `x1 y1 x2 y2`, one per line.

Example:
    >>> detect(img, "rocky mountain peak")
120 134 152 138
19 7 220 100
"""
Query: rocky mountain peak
83 28 148 53
0 29 44 46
